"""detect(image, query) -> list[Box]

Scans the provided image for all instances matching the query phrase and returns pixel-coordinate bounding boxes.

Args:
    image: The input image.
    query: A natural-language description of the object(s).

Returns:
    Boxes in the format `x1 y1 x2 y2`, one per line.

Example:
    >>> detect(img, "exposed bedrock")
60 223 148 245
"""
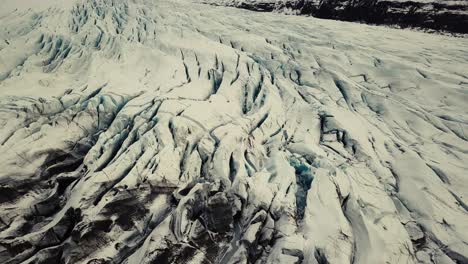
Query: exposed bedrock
204 0 468 34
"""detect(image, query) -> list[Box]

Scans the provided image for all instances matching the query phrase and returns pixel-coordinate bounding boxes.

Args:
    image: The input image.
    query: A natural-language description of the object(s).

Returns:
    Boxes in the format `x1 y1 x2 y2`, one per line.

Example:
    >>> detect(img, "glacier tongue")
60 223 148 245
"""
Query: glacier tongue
0 0 467 263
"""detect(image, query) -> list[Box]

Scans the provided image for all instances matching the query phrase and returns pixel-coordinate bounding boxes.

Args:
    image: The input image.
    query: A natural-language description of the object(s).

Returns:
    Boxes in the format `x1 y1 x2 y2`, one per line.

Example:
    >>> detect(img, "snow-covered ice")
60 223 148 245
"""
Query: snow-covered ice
0 0 467 263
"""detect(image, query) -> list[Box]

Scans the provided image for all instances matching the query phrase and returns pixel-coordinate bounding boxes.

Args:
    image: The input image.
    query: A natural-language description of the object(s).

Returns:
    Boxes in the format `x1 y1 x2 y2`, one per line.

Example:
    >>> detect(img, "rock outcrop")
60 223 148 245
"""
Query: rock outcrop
204 0 468 33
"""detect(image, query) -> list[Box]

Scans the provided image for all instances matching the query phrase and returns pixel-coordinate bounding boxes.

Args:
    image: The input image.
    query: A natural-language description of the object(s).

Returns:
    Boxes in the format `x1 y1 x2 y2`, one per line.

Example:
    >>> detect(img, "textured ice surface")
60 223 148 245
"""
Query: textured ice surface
0 0 467 263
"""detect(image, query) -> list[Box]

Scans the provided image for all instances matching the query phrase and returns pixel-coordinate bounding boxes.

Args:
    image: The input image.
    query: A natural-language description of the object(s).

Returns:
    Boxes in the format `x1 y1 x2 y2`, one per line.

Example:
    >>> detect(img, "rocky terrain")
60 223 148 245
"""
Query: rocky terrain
0 0 467 263
201 0 468 33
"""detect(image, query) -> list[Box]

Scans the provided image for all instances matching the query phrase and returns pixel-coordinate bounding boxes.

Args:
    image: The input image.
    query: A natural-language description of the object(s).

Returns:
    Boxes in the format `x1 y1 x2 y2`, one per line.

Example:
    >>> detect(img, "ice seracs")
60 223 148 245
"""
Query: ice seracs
0 0 467 263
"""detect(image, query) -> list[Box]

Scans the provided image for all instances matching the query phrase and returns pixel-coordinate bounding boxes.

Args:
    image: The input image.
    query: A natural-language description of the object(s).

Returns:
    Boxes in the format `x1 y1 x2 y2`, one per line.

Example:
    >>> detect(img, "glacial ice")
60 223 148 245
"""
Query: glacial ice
0 0 467 263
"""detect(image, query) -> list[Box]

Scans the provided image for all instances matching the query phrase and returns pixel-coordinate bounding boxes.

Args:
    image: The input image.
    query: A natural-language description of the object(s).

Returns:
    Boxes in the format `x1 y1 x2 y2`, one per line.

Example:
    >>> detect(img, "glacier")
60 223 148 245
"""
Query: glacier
0 0 467 263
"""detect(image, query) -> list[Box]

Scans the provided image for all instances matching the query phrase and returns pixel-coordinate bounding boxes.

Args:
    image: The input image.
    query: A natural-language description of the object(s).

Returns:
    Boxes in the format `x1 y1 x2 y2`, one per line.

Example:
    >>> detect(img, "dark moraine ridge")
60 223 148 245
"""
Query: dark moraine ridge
212 0 468 34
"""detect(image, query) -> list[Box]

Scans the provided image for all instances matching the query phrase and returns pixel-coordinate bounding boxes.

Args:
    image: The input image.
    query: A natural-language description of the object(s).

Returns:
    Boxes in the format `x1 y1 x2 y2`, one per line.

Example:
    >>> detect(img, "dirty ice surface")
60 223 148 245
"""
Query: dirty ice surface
0 0 467 263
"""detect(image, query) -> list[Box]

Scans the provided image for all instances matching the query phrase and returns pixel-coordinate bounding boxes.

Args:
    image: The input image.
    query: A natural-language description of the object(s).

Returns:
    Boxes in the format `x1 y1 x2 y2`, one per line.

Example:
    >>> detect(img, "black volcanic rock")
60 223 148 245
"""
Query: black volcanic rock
207 0 468 33
298 0 468 33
